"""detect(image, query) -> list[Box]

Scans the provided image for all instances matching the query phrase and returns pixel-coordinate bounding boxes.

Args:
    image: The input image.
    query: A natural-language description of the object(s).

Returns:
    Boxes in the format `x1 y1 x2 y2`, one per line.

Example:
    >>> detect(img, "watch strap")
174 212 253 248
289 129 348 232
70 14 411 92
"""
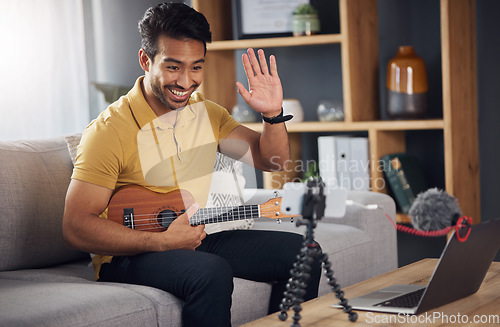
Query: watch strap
261 108 293 124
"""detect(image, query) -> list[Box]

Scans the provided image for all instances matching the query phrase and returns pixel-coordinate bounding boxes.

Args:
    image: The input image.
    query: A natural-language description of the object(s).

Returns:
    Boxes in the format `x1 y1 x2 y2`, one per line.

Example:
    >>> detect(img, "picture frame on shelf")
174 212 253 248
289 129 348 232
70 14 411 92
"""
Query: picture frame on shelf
231 0 306 39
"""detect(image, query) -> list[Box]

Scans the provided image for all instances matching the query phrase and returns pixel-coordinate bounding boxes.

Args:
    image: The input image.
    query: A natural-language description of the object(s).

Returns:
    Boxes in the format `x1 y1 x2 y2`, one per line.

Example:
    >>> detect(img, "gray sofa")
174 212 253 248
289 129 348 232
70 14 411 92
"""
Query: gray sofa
0 136 397 326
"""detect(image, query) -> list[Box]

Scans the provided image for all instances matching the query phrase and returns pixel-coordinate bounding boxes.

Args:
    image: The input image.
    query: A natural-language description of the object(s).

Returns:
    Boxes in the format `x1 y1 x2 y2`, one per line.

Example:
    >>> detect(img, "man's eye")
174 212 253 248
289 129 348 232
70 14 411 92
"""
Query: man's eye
167 66 179 71
192 66 203 71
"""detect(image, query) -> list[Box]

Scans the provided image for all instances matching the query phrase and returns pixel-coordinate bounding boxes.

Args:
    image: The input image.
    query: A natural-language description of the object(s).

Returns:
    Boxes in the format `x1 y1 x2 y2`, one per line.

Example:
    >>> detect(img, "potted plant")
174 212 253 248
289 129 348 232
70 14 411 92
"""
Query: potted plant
292 3 320 36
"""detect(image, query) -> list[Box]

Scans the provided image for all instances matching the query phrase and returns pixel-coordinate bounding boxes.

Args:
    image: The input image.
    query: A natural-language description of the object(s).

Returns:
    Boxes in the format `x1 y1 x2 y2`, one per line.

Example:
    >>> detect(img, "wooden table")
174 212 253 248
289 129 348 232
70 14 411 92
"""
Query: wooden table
242 259 500 326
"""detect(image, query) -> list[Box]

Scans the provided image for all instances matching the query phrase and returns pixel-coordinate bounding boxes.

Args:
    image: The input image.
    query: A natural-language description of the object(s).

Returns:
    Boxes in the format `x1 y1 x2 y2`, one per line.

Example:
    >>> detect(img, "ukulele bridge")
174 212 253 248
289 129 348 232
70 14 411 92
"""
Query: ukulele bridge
123 208 134 229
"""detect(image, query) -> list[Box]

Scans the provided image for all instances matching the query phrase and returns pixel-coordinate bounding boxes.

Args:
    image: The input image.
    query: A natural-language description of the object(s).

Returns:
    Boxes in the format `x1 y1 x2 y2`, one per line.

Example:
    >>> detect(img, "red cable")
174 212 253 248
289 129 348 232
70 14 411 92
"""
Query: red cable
385 213 472 241
455 216 472 242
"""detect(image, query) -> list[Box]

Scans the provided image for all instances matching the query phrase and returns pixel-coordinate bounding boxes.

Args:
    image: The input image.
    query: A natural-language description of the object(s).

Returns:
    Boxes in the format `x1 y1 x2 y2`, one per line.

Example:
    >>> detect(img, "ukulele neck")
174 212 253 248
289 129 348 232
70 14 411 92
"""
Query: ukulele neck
190 205 260 226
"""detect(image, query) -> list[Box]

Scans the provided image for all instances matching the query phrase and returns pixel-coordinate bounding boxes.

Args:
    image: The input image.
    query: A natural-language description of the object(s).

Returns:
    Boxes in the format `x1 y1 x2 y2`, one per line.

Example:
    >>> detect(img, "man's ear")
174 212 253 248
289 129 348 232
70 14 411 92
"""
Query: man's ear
139 49 151 72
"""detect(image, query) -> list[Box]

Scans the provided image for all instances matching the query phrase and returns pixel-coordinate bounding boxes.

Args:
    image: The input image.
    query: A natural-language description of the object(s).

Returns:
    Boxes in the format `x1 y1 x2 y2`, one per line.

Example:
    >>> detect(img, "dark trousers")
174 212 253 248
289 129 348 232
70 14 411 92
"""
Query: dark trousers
99 229 321 327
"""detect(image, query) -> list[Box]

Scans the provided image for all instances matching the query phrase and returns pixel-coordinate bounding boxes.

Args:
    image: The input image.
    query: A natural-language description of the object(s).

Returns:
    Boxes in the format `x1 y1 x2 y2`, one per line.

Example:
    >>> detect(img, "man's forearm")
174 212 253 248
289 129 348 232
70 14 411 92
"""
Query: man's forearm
258 121 290 171
63 211 164 256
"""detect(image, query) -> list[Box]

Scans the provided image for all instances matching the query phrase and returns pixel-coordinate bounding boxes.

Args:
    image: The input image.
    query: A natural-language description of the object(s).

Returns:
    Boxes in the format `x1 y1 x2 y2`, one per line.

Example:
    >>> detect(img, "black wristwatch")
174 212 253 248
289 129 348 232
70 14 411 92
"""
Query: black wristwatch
261 108 293 124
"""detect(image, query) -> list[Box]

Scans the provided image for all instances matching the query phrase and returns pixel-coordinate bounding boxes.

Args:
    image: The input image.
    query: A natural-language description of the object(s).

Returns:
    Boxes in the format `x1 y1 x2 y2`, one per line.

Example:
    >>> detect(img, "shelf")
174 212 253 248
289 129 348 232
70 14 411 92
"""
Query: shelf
396 214 412 225
207 34 343 51
243 119 444 133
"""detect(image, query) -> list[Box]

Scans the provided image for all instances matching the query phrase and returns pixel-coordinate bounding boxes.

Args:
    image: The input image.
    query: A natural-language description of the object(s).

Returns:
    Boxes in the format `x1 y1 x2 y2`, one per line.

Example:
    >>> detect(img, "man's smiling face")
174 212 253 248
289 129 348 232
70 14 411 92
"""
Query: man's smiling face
143 35 205 112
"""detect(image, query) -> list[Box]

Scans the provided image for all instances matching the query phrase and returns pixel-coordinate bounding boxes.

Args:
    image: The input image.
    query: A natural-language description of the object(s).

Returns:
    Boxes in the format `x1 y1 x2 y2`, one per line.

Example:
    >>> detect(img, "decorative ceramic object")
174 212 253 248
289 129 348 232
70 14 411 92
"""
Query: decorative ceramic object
386 46 428 119
282 99 304 123
292 4 320 36
231 104 258 123
316 100 344 121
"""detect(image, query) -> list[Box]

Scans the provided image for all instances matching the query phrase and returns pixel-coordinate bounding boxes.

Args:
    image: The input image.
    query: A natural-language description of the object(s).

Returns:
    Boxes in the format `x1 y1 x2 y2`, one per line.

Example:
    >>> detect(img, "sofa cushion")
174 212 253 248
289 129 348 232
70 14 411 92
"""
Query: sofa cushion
0 138 89 271
0 259 94 283
98 277 272 326
0 278 157 327
0 258 272 326
230 277 271 326
64 133 81 163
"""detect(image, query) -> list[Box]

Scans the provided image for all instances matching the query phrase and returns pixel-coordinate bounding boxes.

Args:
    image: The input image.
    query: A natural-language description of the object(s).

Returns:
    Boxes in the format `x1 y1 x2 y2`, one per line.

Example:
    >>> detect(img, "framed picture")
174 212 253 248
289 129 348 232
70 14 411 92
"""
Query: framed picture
232 0 307 39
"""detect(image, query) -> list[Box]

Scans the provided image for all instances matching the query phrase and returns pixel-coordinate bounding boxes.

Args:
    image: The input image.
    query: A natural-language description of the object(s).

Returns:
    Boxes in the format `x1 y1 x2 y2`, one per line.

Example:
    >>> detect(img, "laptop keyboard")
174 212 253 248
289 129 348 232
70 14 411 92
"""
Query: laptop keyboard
375 288 426 308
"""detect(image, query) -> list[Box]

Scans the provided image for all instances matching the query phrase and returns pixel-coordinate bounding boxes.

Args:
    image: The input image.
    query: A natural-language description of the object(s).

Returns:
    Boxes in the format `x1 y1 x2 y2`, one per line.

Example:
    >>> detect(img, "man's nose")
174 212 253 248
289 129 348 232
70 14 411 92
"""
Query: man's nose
176 70 191 89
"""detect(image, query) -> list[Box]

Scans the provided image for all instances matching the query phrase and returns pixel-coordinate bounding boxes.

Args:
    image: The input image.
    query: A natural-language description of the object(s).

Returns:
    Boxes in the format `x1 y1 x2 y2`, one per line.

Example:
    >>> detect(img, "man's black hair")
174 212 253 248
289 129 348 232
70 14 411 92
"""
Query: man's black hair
138 2 212 61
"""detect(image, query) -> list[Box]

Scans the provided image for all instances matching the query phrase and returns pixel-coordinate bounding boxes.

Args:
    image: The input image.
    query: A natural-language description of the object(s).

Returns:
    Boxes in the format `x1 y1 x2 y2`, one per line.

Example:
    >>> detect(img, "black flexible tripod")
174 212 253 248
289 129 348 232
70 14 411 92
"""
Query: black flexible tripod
278 178 358 327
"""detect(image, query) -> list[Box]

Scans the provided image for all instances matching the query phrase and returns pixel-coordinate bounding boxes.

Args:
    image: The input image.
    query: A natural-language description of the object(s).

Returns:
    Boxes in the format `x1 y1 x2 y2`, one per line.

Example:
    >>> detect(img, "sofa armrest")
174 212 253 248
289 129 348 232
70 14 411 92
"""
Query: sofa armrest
326 191 396 230
342 191 398 273
243 188 396 232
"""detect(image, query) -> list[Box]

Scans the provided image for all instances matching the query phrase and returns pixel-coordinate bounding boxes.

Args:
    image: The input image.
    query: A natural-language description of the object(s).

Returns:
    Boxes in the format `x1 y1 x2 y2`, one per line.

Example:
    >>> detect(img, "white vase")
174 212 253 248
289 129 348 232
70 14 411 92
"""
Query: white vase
317 100 344 121
231 104 258 123
282 99 304 123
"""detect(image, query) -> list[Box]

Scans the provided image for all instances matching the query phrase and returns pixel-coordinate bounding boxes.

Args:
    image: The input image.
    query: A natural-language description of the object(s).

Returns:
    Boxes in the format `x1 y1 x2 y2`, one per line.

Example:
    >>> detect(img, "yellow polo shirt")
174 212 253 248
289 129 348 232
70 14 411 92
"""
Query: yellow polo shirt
72 76 240 280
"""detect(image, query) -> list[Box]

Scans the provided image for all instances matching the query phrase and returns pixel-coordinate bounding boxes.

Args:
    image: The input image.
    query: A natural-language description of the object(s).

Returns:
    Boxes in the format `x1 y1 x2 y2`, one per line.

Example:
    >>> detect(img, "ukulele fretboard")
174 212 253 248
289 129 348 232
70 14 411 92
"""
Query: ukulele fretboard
190 205 260 225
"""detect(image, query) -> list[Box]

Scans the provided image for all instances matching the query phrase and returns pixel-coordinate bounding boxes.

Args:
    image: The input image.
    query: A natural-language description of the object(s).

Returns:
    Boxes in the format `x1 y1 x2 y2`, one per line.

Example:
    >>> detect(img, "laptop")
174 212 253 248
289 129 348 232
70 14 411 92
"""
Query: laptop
333 218 500 315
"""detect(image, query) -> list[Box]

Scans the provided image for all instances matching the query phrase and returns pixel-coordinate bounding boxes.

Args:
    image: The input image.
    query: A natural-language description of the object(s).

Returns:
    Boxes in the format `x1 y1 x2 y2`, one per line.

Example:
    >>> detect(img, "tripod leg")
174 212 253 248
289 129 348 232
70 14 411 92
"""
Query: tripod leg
278 245 313 327
321 253 358 322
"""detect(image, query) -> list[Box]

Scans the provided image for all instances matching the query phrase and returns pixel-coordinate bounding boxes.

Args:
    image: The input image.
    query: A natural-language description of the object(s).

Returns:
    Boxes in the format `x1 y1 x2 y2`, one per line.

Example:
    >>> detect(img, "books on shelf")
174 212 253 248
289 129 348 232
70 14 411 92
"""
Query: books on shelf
317 136 370 191
380 153 428 214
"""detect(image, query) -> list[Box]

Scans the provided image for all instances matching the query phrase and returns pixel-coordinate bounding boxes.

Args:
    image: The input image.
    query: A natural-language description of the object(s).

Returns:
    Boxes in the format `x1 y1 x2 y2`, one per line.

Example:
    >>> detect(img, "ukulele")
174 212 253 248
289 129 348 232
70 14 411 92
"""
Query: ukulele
107 185 297 232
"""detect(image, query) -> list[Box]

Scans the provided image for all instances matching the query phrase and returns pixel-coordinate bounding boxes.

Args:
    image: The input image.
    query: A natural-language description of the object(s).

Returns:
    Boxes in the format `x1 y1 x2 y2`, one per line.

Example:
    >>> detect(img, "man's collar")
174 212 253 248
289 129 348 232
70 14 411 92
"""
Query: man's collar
127 76 158 130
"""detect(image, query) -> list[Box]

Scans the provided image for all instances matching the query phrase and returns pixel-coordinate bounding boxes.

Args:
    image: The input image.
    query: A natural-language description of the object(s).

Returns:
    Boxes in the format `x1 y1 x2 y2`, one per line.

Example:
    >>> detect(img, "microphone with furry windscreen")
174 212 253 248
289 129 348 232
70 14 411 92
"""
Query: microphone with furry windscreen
396 188 472 242
384 188 472 242
409 188 462 231
347 187 473 242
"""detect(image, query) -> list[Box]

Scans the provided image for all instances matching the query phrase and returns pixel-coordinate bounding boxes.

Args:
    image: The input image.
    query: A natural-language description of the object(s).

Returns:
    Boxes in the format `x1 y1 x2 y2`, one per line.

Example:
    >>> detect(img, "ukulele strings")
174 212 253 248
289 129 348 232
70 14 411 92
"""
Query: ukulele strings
121 207 259 219
122 209 262 231
121 207 262 225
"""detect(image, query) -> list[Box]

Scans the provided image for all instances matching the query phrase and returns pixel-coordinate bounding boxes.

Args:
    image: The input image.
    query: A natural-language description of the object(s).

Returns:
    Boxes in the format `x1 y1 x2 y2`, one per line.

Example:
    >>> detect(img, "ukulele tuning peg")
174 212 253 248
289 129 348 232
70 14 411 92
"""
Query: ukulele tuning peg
276 219 282 224
289 218 294 223
273 191 280 198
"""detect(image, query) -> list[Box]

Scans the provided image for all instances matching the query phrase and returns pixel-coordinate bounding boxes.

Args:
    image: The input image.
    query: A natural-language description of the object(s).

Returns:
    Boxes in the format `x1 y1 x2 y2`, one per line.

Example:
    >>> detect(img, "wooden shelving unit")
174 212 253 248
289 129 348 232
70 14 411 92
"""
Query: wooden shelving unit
243 120 445 133
192 0 480 224
207 34 344 50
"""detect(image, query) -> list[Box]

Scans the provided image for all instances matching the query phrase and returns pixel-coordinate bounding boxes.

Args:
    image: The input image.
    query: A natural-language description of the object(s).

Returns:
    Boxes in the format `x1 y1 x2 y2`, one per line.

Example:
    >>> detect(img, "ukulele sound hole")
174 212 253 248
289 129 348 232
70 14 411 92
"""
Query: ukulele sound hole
157 210 177 229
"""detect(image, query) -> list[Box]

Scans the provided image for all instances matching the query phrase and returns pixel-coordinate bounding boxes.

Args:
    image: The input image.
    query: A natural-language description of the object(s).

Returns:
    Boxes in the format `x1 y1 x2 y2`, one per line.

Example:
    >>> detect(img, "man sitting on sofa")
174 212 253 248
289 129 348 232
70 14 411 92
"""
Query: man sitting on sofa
62 3 321 327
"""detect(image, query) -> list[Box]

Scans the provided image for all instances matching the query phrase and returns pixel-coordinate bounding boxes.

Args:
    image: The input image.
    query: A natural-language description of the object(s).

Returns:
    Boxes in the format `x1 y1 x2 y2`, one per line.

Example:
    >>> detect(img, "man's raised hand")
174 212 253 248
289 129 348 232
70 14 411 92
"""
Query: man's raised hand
236 48 283 118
